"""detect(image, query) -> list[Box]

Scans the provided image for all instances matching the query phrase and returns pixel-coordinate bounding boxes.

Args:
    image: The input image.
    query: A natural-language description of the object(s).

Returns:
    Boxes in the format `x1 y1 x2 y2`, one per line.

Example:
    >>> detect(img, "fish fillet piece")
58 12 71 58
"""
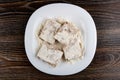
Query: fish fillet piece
39 19 61 44
37 42 63 66
63 41 82 60
54 22 79 45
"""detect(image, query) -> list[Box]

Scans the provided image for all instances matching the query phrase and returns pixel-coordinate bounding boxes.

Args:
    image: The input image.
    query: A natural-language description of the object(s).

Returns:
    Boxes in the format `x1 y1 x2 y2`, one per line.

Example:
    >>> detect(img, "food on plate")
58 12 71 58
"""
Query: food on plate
63 41 82 60
37 42 63 66
36 18 84 66
54 22 79 45
39 19 61 44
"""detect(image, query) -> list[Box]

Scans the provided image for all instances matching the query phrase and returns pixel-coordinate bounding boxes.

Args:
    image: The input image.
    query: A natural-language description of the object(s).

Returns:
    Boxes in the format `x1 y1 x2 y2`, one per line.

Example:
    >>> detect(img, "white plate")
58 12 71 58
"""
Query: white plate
25 3 97 76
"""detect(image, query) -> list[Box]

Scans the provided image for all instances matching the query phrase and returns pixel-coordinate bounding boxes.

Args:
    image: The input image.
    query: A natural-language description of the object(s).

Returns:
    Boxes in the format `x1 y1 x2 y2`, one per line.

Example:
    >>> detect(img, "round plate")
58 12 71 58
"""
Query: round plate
25 3 97 76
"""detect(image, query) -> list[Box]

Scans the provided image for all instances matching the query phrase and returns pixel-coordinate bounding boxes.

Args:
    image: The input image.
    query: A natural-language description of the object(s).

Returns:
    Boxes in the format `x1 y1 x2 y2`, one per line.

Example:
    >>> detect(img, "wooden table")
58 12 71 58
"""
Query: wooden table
0 0 120 80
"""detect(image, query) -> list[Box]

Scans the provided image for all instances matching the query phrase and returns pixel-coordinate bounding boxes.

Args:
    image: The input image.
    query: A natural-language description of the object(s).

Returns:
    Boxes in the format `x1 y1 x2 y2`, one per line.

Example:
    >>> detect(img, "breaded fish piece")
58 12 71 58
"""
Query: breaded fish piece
54 22 79 45
63 41 82 60
37 42 63 66
39 19 61 44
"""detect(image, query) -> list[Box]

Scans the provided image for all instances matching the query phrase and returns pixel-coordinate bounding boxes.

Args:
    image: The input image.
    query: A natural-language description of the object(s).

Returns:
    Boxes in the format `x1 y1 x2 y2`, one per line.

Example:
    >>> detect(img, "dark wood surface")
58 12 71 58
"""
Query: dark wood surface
0 0 120 80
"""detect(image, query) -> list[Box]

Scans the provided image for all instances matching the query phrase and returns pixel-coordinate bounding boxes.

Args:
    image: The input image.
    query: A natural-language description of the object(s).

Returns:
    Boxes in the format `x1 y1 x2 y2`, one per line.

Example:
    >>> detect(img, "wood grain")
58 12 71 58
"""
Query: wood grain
0 0 120 80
